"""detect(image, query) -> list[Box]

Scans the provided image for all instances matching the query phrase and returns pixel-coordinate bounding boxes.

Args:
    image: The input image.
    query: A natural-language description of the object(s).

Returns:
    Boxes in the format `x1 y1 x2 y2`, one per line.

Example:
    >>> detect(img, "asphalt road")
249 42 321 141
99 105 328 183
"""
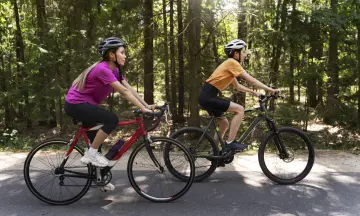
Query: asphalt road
1 150 360 216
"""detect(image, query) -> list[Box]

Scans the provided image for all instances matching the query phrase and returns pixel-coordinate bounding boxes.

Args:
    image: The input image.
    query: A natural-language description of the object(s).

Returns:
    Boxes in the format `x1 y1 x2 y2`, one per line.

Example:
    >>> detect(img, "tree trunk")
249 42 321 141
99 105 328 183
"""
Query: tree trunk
7 54 15 126
212 35 219 65
307 60 318 108
162 0 171 103
108 93 114 112
289 57 295 104
177 0 185 123
170 0 178 121
234 0 247 107
269 0 289 87
143 0 154 104
49 100 57 127
0 54 11 128
324 0 339 124
269 0 282 87
297 76 301 102
187 0 202 126
308 0 323 108
36 0 49 126
269 0 289 110
86 0 96 44
209 0 219 65
318 77 323 105
357 8 360 123
54 62 63 130
65 17 71 86
14 0 31 127
289 0 297 104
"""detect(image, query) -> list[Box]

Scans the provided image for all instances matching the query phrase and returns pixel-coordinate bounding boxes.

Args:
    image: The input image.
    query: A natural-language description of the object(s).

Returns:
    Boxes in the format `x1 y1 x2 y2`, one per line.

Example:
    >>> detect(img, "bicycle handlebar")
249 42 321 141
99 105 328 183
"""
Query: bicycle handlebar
134 102 170 131
133 102 169 116
258 91 285 111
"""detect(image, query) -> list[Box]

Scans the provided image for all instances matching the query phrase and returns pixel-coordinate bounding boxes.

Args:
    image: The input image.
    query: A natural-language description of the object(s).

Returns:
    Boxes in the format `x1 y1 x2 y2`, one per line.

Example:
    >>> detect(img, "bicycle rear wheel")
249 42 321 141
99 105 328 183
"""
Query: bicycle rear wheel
170 127 219 182
24 139 92 205
127 137 195 203
258 127 315 185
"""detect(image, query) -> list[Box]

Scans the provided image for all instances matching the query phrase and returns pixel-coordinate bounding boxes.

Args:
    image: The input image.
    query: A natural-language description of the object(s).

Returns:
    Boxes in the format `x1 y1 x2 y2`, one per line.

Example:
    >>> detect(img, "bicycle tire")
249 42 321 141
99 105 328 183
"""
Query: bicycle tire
24 139 92 205
170 127 219 182
127 137 195 203
258 127 315 185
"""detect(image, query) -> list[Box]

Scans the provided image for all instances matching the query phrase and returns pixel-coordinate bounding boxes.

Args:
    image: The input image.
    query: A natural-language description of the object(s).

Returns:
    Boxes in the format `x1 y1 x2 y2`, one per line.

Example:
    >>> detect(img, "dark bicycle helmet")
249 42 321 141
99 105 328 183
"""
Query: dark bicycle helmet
98 37 126 57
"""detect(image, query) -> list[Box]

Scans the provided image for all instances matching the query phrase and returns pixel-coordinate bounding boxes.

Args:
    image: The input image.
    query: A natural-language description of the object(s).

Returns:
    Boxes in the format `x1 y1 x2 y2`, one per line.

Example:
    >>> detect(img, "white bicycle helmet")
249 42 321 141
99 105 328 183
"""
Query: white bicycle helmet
224 39 246 57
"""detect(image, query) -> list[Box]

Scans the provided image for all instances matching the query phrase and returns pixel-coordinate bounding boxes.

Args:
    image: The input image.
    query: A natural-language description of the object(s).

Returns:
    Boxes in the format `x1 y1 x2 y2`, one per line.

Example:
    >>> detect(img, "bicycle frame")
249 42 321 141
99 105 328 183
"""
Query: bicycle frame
196 105 287 160
60 115 162 179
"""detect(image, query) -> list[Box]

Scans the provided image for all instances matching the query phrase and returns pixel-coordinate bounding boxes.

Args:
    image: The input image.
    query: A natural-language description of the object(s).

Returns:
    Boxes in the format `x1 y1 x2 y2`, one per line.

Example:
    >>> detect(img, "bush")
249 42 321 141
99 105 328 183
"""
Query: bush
0 128 32 151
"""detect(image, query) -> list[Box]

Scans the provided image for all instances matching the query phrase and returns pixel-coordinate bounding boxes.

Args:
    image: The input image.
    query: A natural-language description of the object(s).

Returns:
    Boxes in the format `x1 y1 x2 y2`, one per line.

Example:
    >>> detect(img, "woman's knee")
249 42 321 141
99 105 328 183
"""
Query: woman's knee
102 112 119 134
218 118 229 128
227 102 244 114
236 105 244 115
108 112 119 126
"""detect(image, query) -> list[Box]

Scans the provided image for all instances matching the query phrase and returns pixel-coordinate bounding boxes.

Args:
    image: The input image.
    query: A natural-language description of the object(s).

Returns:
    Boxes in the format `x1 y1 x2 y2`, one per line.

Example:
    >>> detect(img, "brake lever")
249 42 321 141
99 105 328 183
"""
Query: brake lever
164 104 172 125
167 104 172 116
164 110 169 124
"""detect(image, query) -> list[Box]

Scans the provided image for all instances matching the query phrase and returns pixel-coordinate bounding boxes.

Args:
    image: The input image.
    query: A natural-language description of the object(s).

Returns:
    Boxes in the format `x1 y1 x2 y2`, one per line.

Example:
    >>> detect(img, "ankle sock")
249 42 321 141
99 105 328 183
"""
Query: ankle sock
88 147 98 156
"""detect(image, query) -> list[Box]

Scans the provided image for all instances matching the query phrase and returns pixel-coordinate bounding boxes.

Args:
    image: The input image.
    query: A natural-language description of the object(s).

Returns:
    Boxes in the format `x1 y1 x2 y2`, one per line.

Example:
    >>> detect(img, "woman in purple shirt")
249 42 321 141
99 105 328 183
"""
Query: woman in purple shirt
64 37 153 191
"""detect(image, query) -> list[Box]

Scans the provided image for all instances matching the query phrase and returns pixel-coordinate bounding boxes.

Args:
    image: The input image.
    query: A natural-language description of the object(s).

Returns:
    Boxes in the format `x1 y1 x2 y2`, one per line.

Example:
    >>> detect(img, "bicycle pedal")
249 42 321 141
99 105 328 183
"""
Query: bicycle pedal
217 160 226 167
100 188 109 192
100 183 115 192
234 150 244 153
217 163 225 167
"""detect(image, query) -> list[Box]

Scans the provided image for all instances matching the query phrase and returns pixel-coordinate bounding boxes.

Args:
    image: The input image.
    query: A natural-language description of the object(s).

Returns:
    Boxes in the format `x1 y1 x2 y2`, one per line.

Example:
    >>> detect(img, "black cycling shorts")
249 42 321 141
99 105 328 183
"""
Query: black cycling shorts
198 82 230 117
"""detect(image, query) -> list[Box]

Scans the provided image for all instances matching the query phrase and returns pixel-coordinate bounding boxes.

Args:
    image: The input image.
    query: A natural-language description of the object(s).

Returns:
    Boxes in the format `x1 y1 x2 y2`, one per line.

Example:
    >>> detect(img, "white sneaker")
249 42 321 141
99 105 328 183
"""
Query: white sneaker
80 151 109 167
100 183 115 192
80 150 92 164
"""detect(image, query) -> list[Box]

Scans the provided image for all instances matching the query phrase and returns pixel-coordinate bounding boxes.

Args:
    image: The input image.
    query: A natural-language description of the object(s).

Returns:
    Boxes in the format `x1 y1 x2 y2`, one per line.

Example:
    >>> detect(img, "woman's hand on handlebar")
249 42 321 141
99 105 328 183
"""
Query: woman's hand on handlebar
147 104 157 111
141 107 153 113
251 91 261 97
270 89 280 95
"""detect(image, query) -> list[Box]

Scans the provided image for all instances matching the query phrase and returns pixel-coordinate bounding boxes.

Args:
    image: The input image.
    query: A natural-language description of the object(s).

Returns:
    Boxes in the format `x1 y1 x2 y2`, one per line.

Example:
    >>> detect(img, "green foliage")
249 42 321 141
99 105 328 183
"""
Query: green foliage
0 129 32 151
0 0 360 150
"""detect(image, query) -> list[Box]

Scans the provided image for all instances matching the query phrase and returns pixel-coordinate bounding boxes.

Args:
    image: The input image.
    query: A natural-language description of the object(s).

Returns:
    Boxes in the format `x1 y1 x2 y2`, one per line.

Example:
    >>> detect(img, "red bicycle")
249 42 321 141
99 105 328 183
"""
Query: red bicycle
23 104 195 205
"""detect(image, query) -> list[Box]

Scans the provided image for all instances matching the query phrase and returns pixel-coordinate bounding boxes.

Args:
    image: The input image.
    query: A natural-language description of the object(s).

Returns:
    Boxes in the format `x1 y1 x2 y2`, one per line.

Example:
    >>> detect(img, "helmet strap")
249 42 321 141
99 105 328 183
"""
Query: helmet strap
231 50 241 63
113 53 123 83
114 53 121 67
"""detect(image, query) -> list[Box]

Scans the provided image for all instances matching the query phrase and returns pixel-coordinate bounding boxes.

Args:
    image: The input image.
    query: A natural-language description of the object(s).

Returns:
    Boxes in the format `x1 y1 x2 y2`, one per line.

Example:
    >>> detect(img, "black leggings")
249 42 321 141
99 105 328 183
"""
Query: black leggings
64 102 119 147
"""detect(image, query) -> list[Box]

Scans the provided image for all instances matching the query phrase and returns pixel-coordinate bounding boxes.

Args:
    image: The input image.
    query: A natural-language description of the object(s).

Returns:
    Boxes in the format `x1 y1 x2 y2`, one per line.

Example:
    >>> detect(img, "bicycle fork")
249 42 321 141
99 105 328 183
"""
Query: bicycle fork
265 117 289 159
144 135 164 173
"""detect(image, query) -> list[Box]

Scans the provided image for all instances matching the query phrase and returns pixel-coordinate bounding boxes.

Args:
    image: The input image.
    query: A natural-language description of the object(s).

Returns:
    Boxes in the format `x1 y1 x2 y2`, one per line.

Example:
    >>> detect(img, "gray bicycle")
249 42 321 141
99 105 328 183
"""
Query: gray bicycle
168 94 315 184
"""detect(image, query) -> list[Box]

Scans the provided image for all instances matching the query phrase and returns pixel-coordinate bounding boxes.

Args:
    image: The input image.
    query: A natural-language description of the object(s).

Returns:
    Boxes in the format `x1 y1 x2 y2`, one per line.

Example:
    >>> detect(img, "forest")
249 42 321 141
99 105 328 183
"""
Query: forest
1 0 360 150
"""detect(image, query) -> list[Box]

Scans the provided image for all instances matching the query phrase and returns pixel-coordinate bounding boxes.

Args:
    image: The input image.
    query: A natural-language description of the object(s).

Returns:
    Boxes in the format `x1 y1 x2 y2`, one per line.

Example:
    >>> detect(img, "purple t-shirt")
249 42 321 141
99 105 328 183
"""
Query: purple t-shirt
65 61 125 105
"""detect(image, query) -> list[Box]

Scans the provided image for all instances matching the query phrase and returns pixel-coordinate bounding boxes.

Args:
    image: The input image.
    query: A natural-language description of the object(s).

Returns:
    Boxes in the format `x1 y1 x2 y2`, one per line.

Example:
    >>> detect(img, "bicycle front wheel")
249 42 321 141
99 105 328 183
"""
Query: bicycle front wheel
127 137 195 203
258 127 315 185
24 139 92 205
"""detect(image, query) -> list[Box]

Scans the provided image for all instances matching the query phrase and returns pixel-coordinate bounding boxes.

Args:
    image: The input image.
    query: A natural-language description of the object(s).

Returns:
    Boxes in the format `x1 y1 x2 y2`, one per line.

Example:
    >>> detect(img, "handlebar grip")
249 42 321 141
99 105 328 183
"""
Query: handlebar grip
155 102 169 111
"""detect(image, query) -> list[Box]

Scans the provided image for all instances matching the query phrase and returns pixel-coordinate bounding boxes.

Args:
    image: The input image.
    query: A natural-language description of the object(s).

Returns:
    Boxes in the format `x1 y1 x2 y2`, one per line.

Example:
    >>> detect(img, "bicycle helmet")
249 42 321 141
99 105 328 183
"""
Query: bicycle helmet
98 37 126 57
224 39 246 57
